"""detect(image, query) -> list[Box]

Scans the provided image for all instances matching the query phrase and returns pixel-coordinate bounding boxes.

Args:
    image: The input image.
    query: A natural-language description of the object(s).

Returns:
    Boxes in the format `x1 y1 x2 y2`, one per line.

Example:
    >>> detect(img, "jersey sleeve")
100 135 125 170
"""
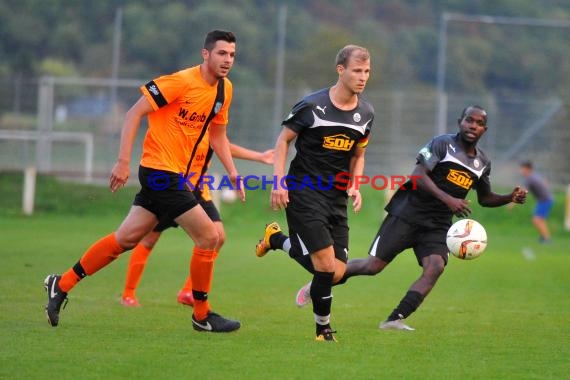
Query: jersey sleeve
474 161 492 189
416 136 447 171
281 99 315 133
140 70 188 111
357 114 374 148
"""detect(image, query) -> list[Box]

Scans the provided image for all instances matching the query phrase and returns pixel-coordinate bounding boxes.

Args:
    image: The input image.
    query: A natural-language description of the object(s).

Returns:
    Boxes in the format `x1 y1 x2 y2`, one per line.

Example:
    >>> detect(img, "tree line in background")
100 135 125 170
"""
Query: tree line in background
1 0 569 96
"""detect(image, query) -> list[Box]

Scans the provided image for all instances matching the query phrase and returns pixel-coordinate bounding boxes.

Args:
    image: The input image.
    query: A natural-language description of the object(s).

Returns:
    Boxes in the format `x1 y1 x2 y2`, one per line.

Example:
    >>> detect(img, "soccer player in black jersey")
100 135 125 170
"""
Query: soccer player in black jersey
265 105 527 332
256 45 374 342
331 105 527 330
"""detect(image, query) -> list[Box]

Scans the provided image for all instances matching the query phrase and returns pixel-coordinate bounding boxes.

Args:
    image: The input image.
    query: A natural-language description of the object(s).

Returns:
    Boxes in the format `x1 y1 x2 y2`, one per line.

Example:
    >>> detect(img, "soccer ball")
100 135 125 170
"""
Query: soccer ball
446 219 487 260
221 187 238 203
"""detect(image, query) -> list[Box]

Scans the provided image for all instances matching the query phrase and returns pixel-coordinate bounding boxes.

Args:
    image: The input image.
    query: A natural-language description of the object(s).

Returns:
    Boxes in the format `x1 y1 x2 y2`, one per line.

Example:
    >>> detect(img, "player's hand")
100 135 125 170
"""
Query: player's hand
511 186 527 204
347 188 362 213
271 186 288 210
109 159 130 192
446 197 472 217
259 149 275 165
230 174 246 202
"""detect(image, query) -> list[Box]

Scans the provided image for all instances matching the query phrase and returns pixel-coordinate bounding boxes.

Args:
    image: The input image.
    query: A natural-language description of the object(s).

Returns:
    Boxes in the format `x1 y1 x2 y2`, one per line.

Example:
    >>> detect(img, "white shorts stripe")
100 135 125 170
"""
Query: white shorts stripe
369 235 380 256
296 233 310 255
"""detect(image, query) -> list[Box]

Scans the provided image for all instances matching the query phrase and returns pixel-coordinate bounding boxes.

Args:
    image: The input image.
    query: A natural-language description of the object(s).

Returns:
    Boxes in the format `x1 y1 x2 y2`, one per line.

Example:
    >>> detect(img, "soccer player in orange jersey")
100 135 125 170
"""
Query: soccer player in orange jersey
44 30 244 332
121 143 274 307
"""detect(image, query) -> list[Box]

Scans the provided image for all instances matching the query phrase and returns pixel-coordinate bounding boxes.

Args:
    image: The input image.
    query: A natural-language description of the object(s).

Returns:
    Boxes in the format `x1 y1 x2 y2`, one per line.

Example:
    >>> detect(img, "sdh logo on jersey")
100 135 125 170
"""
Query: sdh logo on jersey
323 134 355 151
447 169 473 189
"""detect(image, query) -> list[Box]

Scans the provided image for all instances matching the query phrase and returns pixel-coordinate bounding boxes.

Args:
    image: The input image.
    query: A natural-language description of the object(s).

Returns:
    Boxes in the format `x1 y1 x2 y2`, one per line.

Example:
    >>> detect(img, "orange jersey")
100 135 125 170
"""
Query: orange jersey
139 65 232 175
189 133 214 201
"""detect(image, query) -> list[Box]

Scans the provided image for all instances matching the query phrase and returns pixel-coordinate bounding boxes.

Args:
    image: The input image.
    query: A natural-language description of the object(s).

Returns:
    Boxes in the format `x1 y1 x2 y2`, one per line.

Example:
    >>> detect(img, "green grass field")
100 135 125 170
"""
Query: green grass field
1 172 569 379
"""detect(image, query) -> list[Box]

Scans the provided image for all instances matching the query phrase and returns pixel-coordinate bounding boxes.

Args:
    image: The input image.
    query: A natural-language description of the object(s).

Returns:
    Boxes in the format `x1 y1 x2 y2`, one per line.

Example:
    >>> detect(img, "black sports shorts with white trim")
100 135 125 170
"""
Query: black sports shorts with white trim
368 214 449 266
153 197 221 232
134 165 199 224
285 196 349 264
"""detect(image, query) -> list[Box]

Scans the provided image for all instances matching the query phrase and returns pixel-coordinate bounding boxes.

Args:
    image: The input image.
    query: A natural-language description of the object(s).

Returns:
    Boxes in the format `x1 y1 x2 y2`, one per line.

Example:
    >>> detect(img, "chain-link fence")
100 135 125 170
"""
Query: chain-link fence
1 76 568 189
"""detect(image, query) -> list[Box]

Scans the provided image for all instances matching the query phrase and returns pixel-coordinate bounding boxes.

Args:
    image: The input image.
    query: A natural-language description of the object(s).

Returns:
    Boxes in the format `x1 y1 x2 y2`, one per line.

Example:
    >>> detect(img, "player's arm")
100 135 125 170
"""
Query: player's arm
271 126 298 210
230 143 274 165
476 179 527 207
109 95 154 192
413 164 472 217
210 123 245 201
347 146 366 213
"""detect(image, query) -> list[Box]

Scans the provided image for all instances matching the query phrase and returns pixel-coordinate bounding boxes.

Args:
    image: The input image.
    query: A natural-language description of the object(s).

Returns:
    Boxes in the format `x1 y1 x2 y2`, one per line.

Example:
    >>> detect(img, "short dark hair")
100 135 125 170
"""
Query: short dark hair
458 105 488 124
335 45 370 67
203 30 236 51
520 160 533 169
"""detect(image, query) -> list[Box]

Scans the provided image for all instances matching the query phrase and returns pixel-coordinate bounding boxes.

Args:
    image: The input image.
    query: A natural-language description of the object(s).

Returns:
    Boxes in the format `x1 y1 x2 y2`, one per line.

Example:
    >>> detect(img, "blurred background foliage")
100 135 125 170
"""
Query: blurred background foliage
1 0 569 94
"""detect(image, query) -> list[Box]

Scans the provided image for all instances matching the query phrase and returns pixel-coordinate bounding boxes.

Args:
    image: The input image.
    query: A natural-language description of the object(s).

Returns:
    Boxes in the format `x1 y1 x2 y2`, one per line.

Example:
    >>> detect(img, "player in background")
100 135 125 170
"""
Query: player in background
121 143 273 307
256 45 374 342
518 160 554 243
44 30 244 332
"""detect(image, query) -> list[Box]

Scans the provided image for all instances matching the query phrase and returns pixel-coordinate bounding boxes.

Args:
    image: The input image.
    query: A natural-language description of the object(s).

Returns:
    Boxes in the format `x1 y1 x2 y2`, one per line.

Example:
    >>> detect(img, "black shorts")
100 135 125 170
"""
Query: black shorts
285 194 349 263
133 166 199 224
153 191 221 233
368 214 449 266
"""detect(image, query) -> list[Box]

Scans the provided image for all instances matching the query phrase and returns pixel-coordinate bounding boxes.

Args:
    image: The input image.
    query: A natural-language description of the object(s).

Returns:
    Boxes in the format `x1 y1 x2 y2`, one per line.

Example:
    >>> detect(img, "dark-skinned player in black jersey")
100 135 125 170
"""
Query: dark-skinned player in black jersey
256 45 374 342
261 105 527 332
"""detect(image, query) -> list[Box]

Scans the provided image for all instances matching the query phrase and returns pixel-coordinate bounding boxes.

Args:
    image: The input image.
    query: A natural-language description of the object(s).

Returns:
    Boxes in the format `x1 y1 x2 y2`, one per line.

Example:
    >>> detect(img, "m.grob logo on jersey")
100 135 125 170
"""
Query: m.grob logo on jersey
178 108 207 122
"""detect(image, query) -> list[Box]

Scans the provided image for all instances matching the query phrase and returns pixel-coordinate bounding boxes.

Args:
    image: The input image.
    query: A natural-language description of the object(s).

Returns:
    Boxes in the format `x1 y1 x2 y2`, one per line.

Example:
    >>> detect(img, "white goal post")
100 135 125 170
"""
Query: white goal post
0 129 94 216
0 129 94 182
566 185 570 231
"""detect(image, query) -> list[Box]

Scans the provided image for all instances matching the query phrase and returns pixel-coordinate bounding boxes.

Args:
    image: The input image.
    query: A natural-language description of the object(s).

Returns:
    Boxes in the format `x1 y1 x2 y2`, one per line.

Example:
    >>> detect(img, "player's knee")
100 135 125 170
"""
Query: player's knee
192 221 219 249
140 234 160 249
196 233 219 250
333 268 346 283
432 263 445 279
365 256 384 275
311 249 336 272
318 261 336 273
423 257 445 281
115 232 140 251
217 230 226 249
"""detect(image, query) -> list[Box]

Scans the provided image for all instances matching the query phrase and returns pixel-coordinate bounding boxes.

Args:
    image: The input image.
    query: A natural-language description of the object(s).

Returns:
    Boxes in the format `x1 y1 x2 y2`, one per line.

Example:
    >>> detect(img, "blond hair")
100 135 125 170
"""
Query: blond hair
335 45 370 67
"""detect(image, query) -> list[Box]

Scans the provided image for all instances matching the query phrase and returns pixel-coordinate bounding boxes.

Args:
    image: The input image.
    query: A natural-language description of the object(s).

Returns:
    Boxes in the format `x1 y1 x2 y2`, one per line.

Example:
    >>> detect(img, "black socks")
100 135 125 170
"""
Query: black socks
388 290 424 321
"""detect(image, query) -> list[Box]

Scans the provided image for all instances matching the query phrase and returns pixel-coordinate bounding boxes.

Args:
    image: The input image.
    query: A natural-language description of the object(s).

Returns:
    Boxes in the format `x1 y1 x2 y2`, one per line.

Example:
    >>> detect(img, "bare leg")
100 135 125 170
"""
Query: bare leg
532 216 551 241
409 255 445 297
122 230 162 301
386 255 445 322
338 256 388 284
179 221 226 296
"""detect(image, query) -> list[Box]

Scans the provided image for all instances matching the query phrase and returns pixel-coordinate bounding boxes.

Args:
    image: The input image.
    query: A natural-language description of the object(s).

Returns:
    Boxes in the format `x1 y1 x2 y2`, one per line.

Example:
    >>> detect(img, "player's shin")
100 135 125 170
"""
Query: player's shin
59 233 125 292
123 243 152 297
190 247 217 320
310 271 334 334
387 290 424 321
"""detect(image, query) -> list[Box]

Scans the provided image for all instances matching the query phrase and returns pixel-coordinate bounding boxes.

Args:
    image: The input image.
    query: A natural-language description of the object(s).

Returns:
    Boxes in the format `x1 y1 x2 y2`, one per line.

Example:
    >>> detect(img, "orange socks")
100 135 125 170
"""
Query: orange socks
180 276 193 293
190 247 217 320
180 251 217 293
59 233 125 293
122 243 152 298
